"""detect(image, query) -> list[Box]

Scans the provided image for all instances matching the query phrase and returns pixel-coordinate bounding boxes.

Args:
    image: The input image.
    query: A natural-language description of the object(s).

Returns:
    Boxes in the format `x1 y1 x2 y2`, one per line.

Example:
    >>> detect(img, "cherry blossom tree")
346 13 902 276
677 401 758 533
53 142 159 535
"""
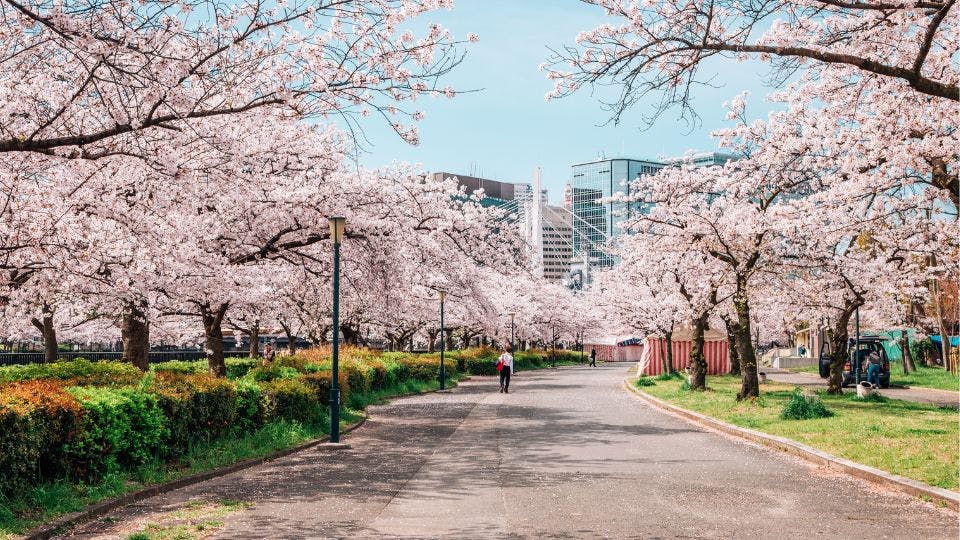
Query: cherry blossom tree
545 0 958 126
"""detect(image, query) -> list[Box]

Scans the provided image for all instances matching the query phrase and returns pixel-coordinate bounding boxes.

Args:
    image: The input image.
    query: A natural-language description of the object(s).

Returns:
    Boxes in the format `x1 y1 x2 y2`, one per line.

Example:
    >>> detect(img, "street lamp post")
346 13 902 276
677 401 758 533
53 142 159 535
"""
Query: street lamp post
439 291 446 391
509 313 516 353
854 305 861 385
328 216 346 443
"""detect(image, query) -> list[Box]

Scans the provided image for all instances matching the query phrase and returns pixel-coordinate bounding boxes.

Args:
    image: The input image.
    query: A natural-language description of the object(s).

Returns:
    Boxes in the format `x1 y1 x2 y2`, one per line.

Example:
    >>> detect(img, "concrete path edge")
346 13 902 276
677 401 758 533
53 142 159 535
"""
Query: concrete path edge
622 379 959 512
23 415 369 540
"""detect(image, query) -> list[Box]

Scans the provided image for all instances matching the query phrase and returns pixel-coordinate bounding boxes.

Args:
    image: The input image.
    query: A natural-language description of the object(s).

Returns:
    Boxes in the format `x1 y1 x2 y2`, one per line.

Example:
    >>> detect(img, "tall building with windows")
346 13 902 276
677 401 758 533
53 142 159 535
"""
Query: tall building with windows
569 152 738 276
570 158 666 267
541 203 573 282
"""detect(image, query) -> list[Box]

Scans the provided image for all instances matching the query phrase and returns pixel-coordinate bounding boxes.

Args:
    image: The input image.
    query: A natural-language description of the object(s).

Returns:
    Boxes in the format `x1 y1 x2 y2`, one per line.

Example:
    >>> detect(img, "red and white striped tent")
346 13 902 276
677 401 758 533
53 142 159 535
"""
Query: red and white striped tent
638 329 730 376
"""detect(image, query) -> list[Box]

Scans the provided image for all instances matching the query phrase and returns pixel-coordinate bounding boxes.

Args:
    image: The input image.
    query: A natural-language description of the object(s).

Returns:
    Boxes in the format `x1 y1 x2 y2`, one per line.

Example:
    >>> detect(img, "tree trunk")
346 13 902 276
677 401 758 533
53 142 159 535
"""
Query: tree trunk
689 313 708 390
724 317 741 376
427 329 439 353
247 322 260 358
121 302 150 370
932 282 954 374
279 320 296 355
30 310 57 364
733 284 760 400
201 303 229 377
826 303 859 395
444 328 455 351
664 329 674 374
900 329 915 374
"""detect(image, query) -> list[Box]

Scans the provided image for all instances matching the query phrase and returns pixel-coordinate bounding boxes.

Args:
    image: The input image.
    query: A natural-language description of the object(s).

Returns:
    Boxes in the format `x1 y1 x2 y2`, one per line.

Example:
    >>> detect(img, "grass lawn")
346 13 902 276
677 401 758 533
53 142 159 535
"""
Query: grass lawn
635 375 959 491
791 363 960 392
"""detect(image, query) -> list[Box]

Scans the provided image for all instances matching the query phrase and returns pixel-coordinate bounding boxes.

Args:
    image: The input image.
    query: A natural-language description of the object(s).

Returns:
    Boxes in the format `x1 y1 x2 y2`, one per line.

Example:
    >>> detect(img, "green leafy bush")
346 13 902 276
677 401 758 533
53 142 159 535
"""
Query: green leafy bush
301 372 350 409
248 364 300 382
635 377 655 387
464 357 498 376
234 379 265 432
0 360 142 387
398 356 441 381
147 374 238 454
260 379 321 424
780 389 834 420
655 371 684 381
65 387 167 480
0 381 82 497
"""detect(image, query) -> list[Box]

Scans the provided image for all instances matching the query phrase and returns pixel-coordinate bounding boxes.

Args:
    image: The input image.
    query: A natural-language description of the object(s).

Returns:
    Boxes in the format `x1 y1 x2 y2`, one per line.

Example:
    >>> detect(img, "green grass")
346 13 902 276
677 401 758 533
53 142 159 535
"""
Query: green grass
0 375 461 538
635 375 959 490
792 363 960 392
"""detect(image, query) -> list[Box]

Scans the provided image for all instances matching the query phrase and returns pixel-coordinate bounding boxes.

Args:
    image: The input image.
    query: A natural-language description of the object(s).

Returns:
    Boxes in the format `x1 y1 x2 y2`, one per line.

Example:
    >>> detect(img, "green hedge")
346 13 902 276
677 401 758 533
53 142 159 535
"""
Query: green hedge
0 348 574 500
0 381 82 496
151 358 258 379
65 387 167 481
0 359 142 387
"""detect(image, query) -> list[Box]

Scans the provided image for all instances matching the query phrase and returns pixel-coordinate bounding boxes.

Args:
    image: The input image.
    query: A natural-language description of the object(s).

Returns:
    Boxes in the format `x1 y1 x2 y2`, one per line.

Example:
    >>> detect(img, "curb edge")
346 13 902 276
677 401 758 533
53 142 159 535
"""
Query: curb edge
622 379 959 512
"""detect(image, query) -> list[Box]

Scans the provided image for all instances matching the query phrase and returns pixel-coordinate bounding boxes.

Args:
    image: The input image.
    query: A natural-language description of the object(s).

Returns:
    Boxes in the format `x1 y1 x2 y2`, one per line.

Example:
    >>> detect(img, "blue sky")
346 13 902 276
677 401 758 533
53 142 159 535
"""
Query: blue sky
359 0 783 203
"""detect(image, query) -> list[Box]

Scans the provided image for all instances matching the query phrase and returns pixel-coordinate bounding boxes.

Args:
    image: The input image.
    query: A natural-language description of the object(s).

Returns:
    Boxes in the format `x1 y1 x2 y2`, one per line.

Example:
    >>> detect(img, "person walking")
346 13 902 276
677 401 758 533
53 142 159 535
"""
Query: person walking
589 347 597 367
497 346 514 393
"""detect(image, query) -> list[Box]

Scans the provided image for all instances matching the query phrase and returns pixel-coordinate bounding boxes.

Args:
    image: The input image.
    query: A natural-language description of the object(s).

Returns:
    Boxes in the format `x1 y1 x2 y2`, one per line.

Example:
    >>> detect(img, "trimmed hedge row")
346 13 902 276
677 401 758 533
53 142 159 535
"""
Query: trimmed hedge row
0 347 576 499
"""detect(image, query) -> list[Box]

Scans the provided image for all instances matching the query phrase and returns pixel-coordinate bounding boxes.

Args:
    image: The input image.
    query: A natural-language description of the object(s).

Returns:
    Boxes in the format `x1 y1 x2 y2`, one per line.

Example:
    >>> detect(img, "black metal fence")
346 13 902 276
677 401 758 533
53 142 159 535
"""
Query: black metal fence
0 350 213 367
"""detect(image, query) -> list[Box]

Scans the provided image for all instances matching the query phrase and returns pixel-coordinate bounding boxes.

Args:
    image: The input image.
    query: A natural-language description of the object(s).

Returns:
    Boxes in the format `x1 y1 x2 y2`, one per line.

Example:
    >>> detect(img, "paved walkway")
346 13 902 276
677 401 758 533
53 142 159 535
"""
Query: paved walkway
765 369 960 408
63 365 957 539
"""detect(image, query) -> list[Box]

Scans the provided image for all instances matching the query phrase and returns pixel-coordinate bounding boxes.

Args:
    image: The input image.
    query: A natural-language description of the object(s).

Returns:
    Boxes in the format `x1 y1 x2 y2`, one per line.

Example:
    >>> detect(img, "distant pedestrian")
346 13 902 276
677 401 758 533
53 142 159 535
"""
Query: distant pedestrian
589 347 597 367
497 346 514 393
262 343 276 362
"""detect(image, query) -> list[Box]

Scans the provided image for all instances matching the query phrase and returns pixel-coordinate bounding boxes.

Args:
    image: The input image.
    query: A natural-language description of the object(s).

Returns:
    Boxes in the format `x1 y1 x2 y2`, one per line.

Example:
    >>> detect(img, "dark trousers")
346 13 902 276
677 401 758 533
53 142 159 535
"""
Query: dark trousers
589 357 596 367
499 369 511 392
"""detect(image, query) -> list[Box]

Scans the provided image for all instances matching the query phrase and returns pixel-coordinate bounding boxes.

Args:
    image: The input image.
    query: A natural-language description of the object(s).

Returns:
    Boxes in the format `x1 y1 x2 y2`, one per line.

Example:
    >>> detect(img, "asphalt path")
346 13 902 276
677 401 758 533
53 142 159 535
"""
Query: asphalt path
63 364 958 539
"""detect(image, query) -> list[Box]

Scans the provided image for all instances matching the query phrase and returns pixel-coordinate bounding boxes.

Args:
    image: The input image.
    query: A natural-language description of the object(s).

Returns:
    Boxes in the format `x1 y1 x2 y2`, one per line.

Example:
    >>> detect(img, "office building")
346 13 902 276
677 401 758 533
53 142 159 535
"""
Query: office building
570 158 666 267
569 151 738 279
541 203 573 282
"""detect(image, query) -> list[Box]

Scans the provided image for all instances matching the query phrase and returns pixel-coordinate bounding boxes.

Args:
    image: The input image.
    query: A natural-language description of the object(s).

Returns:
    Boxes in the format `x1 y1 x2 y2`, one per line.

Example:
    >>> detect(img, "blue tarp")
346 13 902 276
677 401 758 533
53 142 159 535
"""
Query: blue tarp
930 335 960 348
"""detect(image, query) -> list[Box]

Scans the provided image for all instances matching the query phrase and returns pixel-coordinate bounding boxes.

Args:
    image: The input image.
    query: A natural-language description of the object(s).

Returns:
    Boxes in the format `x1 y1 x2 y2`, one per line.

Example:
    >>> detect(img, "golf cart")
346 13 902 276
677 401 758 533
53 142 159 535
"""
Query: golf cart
818 335 891 388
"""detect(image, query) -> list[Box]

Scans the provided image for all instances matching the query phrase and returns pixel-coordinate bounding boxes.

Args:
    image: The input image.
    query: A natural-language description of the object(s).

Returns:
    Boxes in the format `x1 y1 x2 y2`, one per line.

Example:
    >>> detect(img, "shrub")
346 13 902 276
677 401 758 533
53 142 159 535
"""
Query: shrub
225 358 259 379
365 359 392 391
151 360 205 375
247 364 300 382
260 379 321 424
0 359 143 387
341 360 374 396
780 389 834 420
65 387 167 481
301 371 350 409
464 356 498 376
0 381 82 497
635 377 655 387
146 373 238 454
398 356 441 381
273 355 310 372
234 379 265 432
655 371 684 381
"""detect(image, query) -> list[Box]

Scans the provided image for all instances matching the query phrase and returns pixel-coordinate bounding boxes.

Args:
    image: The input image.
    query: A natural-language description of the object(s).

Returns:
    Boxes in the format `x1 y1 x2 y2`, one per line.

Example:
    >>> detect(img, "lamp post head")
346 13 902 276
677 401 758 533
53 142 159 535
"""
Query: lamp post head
439 290 446 303
328 216 346 245
508 313 515 324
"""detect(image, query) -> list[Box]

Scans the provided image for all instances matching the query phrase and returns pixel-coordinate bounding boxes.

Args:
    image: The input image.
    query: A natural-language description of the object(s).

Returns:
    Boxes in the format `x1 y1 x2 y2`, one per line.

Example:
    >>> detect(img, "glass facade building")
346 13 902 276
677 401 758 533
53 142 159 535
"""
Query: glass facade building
570 158 665 266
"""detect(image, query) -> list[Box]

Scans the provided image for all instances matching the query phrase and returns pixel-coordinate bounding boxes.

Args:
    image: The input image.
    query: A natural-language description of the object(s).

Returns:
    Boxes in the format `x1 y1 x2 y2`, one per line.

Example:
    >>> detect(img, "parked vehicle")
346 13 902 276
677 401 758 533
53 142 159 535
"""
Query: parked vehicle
842 336 890 388
818 335 890 388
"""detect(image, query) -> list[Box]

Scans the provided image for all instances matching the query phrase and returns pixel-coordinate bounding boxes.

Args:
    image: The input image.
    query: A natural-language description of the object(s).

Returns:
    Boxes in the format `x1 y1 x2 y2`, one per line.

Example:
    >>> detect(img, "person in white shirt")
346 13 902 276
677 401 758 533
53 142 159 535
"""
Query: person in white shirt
498 347 514 393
